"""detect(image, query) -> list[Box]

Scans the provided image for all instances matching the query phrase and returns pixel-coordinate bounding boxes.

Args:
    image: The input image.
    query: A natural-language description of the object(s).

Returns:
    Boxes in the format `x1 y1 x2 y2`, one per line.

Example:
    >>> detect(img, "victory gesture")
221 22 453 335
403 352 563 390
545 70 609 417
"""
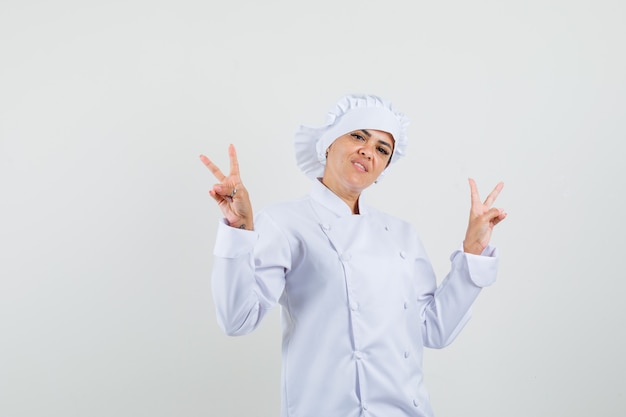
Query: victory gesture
463 178 507 255
200 144 254 230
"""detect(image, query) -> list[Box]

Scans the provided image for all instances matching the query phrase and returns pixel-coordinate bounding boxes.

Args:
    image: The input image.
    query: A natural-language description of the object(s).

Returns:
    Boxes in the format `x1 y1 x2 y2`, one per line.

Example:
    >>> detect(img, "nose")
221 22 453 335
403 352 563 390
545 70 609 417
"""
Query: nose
359 148 372 160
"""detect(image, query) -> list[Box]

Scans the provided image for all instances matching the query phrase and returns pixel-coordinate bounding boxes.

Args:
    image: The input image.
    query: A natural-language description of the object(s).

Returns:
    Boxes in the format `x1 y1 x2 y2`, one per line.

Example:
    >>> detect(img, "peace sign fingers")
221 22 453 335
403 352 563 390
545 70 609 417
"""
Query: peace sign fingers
199 144 254 230
468 178 504 210
464 178 507 255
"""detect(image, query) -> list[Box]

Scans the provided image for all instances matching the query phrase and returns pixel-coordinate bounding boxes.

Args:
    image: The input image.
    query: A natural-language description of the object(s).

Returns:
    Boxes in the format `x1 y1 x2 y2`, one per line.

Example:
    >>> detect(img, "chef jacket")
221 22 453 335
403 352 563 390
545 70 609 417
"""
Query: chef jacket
212 179 499 417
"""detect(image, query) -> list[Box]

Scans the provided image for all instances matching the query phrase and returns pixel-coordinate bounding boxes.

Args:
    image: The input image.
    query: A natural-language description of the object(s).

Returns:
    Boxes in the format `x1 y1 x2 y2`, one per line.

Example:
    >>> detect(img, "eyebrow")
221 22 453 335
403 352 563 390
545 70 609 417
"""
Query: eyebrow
361 129 393 151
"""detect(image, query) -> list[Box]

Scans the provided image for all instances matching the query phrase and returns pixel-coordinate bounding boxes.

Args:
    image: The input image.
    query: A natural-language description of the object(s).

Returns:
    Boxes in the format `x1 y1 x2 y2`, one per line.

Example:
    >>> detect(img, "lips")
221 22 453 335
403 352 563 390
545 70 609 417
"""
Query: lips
351 159 369 172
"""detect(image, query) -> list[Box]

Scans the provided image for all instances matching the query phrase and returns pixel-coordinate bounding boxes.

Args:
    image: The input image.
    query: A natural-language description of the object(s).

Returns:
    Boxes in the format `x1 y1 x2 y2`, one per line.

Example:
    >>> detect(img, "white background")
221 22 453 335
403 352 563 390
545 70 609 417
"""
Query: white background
1 0 625 416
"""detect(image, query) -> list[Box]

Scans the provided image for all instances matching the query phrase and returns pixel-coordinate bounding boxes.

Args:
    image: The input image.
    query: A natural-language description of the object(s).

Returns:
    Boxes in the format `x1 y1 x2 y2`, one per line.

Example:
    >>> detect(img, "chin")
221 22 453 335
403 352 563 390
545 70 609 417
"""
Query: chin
346 177 375 191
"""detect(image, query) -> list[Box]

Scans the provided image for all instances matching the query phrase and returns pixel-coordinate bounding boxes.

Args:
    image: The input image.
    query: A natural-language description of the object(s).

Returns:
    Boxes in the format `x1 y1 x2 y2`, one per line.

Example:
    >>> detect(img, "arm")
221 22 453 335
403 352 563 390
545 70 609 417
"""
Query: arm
200 146 287 335
420 245 499 348
211 213 290 336
421 179 506 347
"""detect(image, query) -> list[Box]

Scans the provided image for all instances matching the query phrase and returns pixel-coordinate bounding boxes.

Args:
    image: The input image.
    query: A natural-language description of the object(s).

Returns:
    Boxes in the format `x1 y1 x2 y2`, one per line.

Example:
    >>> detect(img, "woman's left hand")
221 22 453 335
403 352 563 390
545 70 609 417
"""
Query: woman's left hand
463 178 507 255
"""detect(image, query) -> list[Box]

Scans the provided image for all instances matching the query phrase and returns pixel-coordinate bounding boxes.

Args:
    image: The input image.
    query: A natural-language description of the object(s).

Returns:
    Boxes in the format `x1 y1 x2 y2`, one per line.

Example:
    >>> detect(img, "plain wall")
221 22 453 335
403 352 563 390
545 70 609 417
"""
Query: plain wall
1 0 625 416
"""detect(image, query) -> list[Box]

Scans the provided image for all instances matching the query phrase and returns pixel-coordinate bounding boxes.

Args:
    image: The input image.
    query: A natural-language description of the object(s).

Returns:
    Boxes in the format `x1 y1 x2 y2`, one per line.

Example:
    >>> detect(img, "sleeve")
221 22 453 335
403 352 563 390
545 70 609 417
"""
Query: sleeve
418 243 499 349
211 211 291 336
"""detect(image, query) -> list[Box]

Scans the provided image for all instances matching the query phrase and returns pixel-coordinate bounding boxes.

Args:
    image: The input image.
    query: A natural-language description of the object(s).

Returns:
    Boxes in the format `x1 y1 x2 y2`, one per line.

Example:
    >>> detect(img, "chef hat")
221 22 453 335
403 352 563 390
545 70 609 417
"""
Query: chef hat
294 94 409 180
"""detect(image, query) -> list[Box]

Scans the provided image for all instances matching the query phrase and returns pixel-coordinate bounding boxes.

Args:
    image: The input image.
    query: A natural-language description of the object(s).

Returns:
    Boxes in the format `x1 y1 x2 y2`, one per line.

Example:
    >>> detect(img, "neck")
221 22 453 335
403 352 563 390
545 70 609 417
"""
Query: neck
320 178 361 214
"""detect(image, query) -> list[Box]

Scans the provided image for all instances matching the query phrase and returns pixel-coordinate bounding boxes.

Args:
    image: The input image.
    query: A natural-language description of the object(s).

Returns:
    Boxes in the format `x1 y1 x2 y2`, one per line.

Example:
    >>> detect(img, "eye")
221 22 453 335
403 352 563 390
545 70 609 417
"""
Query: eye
350 133 365 141
377 146 390 156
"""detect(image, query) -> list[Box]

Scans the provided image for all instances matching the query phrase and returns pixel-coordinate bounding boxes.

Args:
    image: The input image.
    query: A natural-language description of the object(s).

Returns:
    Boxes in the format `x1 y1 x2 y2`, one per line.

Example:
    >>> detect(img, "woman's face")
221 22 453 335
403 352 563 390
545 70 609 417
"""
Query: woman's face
322 129 395 194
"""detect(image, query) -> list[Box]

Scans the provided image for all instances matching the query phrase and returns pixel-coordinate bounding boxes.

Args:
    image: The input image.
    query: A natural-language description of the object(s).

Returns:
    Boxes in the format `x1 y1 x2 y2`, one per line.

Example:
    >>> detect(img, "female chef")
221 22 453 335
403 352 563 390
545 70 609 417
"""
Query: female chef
200 94 507 417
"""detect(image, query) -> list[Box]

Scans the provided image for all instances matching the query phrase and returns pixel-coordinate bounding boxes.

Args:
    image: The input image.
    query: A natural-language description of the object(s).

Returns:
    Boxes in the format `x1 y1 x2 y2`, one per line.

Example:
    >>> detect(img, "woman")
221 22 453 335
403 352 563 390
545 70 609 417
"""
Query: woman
200 94 507 417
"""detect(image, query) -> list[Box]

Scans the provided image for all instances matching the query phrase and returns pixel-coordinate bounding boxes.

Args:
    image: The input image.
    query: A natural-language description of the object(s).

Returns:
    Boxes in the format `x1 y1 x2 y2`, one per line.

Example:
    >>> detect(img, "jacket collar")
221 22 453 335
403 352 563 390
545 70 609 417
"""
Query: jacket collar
309 178 369 218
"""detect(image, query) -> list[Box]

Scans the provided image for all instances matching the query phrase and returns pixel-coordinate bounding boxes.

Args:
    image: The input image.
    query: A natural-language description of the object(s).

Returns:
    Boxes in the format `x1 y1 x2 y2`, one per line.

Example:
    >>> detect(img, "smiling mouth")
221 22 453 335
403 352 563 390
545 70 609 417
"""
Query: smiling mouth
352 161 368 172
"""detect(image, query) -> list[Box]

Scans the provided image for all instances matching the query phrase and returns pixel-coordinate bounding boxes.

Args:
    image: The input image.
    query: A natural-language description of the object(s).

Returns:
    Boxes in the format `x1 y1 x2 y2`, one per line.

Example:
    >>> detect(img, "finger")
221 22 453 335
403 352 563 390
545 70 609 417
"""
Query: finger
491 210 507 226
228 144 240 177
208 188 224 204
483 207 504 222
214 184 238 201
483 182 504 207
200 154 226 182
468 178 481 207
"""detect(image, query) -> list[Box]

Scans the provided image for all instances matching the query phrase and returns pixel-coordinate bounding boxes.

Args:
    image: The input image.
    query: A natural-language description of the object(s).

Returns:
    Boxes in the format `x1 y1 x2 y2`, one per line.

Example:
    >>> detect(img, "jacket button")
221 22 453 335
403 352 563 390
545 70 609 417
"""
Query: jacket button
413 399 419 407
399 251 406 258
350 301 359 311
341 252 352 261
321 223 330 231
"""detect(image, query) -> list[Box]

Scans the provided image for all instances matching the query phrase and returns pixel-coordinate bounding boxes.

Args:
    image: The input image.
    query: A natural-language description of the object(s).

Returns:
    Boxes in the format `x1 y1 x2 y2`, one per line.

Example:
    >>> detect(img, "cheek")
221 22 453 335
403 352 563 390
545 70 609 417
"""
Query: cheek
377 154 391 167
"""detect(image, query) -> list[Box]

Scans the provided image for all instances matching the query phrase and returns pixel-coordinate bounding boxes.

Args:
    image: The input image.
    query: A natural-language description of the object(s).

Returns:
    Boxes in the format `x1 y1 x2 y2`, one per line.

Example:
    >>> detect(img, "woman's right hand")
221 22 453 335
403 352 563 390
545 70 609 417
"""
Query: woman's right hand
200 144 254 230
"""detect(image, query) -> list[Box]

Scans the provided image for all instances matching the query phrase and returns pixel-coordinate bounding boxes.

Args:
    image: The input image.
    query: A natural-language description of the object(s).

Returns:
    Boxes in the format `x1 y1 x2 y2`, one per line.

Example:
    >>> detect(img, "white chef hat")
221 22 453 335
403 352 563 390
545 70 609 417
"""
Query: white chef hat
294 94 409 180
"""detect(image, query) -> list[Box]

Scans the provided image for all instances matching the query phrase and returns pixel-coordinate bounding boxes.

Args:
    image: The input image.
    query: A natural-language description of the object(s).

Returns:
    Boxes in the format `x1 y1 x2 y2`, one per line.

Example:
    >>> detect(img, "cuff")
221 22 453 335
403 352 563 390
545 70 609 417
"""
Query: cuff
451 244 499 287
213 219 259 258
